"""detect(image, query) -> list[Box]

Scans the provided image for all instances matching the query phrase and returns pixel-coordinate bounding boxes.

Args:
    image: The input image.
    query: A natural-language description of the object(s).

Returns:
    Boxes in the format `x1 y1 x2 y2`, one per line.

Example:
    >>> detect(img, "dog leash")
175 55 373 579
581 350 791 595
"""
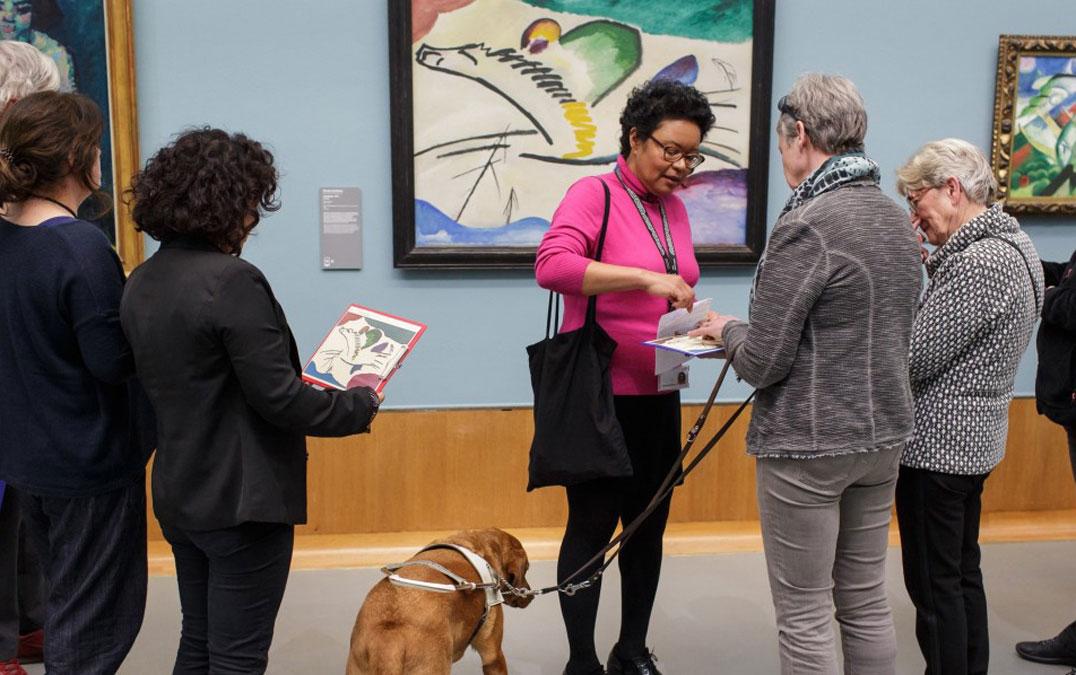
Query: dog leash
503 360 756 600
379 360 755 603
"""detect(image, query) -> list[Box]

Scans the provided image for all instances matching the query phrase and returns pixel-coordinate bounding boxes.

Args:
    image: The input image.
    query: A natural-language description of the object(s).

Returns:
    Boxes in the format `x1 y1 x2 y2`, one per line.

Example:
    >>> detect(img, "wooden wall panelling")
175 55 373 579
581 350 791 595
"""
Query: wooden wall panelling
146 398 1073 541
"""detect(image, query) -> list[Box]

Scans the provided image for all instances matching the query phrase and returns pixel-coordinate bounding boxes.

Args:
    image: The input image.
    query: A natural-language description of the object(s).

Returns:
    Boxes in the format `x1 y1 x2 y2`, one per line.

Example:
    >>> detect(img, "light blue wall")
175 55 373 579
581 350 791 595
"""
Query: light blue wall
132 0 1076 408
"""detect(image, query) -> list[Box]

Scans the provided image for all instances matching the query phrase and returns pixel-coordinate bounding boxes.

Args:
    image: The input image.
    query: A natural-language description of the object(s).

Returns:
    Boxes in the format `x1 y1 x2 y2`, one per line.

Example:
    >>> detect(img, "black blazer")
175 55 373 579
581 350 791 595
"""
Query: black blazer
120 238 377 530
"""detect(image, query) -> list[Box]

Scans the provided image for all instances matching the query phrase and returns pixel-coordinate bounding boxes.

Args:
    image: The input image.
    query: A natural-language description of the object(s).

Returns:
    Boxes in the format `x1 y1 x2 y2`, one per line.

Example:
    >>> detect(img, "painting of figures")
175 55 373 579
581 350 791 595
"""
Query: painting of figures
391 0 774 268
992 35 1076 214
0 0 141 266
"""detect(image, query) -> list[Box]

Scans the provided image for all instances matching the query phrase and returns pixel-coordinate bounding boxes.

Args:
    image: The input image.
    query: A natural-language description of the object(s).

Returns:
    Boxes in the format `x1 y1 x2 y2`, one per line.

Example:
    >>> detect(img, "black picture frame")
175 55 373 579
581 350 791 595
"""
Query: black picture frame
389 1 775 269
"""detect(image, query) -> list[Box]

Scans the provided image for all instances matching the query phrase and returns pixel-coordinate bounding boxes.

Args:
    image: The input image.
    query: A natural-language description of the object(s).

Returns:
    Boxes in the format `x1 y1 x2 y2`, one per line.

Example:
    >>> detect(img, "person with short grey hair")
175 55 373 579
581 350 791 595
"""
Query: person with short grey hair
894 138 1043 675
691 72 922 674
0 41 61 108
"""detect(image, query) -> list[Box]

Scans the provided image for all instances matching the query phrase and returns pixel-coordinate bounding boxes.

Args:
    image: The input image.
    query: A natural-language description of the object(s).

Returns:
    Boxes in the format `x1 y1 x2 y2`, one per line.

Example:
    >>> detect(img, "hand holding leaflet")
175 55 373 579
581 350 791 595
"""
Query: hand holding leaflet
644 299 725 390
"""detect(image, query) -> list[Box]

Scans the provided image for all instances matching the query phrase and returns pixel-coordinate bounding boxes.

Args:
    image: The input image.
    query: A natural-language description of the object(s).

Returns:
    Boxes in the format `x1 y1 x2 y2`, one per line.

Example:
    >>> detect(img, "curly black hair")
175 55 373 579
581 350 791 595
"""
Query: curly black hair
618 79 716 157
128 128 280 255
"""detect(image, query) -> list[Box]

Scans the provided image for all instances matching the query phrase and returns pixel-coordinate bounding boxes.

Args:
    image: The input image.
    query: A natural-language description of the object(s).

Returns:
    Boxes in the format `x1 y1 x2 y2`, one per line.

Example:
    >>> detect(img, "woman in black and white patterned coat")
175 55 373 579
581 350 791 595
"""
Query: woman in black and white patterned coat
894 138 1044 675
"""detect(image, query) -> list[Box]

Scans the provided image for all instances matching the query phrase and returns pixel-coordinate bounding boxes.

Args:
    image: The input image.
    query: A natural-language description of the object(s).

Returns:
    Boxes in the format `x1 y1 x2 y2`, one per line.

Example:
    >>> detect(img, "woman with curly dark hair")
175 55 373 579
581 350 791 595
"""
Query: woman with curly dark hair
0 90 153 675
120 128 381 674
535 79 715 675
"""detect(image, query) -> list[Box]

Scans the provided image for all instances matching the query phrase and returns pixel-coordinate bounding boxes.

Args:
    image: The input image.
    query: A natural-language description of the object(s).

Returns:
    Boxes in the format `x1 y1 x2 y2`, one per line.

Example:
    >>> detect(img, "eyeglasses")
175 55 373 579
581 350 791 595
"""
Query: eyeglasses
906 186 936 211
647 136 705 170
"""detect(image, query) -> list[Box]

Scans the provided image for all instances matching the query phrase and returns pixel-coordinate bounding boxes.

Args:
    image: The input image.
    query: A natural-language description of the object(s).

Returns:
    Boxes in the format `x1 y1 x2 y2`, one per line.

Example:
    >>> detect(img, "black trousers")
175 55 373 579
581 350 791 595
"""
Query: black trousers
558 393 681 674
0 485 45 659
18 478 147 675
1052 426 1076 647
162 521 294 675
896 465 990 675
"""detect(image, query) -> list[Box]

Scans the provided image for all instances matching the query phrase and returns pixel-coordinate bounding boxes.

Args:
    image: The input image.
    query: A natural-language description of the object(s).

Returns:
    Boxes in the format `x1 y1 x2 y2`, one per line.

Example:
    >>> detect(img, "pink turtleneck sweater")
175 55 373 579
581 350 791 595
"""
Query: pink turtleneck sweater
535 155 700 395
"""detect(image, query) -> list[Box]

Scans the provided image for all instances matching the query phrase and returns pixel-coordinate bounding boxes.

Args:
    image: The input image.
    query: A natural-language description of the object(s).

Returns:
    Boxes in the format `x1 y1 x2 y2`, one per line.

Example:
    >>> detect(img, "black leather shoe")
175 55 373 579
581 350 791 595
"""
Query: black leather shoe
562 664 605 675
1015 634 1076 666
606 646 662 675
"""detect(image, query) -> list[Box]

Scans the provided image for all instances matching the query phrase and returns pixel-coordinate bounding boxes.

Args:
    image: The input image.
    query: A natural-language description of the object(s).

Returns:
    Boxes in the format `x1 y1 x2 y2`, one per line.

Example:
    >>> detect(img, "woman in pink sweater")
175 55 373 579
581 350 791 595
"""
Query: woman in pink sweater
535 79 714 675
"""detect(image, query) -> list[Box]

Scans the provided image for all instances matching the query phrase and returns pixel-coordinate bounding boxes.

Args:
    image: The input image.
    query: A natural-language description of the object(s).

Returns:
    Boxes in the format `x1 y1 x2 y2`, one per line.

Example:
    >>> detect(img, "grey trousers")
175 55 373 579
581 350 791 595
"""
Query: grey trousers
756 446 902 675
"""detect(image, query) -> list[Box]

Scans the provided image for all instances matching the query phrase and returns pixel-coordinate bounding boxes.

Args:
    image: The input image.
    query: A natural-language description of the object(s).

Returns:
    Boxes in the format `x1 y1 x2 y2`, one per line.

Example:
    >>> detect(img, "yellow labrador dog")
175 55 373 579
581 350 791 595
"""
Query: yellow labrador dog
347 528 532 675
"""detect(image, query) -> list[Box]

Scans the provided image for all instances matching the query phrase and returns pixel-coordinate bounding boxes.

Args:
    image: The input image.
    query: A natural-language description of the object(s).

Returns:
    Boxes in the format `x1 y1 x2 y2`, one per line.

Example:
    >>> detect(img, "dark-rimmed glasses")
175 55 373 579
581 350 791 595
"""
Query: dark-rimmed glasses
647 136 705 170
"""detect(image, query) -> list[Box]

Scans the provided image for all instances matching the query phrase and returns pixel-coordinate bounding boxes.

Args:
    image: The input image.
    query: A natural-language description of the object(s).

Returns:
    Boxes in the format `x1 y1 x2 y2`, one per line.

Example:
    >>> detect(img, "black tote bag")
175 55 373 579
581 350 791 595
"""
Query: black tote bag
526 179 631 490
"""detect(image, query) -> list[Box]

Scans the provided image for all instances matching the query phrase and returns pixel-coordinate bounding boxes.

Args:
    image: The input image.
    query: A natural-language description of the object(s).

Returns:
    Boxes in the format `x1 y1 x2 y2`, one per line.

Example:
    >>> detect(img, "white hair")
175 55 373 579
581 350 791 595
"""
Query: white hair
0 41 61 105
777 73 868 155
895 138 997 205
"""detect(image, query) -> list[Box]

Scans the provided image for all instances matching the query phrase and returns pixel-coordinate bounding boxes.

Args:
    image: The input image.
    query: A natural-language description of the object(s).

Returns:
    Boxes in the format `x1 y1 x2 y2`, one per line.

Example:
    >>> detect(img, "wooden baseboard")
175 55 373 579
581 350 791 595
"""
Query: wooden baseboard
146 509 1076 576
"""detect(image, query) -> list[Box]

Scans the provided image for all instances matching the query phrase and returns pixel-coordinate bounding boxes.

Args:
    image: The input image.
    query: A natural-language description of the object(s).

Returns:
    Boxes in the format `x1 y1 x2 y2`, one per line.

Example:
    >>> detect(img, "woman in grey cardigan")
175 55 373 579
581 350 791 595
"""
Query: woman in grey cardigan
691 73 922 674
894 139 1043 675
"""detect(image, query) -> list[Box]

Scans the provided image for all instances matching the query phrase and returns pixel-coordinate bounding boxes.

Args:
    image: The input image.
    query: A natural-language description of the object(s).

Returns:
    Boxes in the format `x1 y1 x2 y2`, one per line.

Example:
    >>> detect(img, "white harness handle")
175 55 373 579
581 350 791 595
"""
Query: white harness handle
382 543 504 608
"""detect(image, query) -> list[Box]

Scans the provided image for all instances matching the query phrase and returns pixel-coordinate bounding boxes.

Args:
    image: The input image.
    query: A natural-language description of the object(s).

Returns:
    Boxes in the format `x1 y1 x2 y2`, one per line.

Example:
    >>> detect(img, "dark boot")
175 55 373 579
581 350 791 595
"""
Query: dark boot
606 645 662 675
1016 621 1076 666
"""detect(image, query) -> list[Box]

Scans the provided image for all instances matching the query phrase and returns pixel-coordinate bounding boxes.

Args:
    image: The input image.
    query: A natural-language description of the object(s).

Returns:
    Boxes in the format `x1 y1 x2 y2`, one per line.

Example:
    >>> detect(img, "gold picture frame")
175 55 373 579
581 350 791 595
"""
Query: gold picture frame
105 0 143 270
990 34 1076 215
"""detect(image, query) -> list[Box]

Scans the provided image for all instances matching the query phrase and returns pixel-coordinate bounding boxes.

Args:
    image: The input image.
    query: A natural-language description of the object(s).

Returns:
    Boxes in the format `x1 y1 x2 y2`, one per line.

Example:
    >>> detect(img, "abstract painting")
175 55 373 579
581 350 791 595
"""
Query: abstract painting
390 0 774 268
992 35 1076 214
0 0 141 266
302 305 427 394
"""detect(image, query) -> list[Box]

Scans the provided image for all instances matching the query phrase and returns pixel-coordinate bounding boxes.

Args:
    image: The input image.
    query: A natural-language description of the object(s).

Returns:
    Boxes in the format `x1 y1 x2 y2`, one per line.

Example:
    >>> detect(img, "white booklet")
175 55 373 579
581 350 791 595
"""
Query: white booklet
643 299 725 380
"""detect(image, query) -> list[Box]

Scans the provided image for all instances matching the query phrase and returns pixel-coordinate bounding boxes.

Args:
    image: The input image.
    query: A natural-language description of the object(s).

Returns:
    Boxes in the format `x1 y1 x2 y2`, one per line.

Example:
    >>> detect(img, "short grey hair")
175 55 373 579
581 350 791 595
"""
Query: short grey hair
777 73 867 155
895 138 997 205
0 41 61 104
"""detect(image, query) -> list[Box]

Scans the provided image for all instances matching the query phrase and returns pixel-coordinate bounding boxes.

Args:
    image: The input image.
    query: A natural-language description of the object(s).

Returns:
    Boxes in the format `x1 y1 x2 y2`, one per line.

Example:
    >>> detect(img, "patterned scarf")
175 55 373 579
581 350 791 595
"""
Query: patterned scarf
780 152 881 216
748 153 881 313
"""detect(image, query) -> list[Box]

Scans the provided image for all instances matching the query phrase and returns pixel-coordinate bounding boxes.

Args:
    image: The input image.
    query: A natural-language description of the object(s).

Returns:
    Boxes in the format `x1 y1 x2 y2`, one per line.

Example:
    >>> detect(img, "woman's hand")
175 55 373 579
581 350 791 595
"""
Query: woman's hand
642 271 696 309
689 312 739 341
911 214 928 263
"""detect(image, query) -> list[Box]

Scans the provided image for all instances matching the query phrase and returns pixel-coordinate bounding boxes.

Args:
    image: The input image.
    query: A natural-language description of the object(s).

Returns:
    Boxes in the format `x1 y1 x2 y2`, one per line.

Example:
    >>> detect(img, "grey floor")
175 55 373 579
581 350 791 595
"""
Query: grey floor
24 541 1076 674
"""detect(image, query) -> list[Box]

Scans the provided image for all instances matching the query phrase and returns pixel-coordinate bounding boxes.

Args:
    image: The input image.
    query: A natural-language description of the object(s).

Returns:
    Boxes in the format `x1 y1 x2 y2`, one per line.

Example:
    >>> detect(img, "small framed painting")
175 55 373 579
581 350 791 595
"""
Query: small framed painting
991 34 1076 214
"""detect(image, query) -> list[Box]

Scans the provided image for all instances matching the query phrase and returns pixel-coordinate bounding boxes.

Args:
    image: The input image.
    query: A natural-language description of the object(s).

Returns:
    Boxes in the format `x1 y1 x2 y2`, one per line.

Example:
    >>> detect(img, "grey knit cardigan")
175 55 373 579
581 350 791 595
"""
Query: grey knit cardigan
902 203 1043 475
722 180 923 458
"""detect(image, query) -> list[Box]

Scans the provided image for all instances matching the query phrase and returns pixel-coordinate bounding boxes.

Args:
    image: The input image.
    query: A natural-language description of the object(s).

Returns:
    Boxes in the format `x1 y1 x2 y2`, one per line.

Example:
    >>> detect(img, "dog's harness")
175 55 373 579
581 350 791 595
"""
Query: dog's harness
382 543 504 645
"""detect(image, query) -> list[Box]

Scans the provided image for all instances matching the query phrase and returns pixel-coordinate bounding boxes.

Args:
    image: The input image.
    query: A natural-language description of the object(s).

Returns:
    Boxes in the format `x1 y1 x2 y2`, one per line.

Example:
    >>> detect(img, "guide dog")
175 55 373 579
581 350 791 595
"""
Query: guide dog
347 528 532 675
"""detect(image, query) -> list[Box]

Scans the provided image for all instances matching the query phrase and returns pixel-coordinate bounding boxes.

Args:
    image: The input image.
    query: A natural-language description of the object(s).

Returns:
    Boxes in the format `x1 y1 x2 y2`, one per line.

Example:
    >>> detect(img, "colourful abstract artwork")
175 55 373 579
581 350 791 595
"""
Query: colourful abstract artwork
992 36 1076 215
302 305 427 394
1010 56 1076 199
391 0 774 267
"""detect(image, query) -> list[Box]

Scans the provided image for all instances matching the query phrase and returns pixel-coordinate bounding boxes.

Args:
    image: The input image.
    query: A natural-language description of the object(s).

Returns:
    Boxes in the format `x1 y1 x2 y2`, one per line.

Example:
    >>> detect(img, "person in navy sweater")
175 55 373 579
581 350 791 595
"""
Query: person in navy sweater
0 40 62 675
0 91 154 675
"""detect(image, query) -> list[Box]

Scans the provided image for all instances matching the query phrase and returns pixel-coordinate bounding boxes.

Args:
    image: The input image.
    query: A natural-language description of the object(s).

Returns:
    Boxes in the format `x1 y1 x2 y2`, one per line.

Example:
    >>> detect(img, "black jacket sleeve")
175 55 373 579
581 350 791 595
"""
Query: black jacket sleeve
1041 251 1076 332
211 263 376 437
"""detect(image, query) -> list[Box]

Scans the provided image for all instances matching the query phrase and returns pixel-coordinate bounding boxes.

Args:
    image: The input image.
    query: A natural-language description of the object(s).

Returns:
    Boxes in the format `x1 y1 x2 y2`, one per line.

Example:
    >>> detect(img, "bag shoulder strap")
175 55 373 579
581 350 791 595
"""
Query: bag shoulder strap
584 178 612 325
545 176 613 335
992 235 1041 308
